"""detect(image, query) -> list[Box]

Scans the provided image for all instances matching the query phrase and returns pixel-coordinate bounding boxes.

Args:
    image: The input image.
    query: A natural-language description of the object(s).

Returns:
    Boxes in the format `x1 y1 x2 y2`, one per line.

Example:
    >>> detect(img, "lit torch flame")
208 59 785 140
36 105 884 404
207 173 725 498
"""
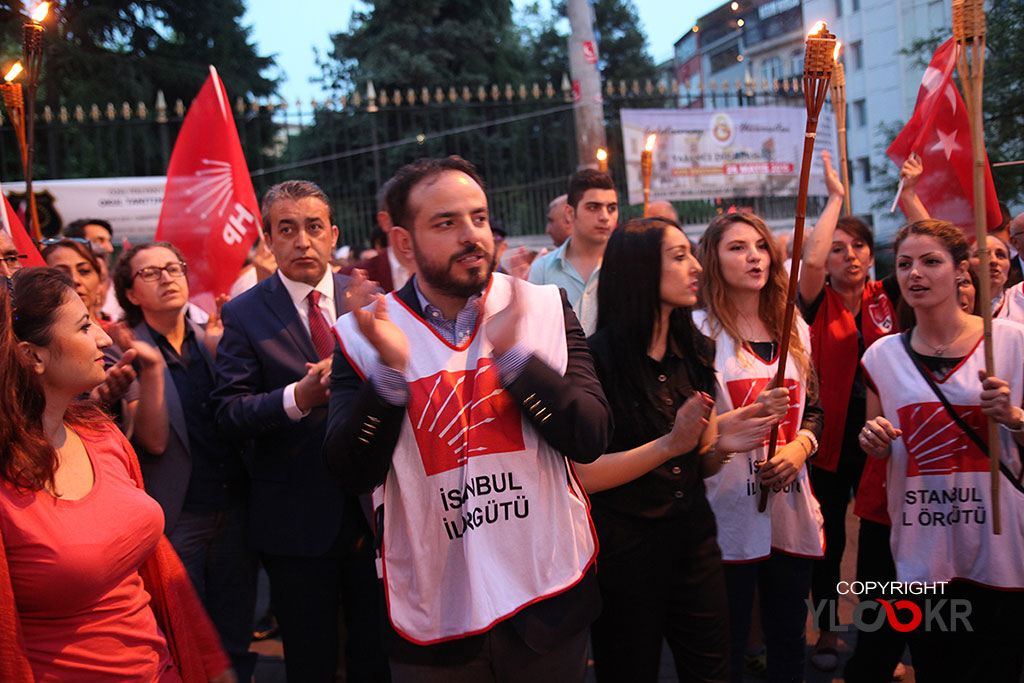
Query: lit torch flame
4 62 23 83
31 2 49 22
834 41 842 62
808 20 826 37
596 148 607 162
644 134 656 152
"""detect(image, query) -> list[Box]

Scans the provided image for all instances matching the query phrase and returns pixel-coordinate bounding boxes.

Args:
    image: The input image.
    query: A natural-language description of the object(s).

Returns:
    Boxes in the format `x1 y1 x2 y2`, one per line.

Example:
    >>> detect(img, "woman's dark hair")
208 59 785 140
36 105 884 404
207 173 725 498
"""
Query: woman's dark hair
40 238 103 277
836 216 875 256
893 219 970 268
112 241 186 327
1 267 107 492
595 218 715 417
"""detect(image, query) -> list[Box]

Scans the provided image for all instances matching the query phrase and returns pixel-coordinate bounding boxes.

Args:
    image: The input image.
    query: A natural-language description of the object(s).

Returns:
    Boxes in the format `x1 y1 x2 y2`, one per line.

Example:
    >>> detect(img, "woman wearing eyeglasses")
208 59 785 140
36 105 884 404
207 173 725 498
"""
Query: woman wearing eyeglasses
0 267 234 682
0 231 26 278
42 238 169 457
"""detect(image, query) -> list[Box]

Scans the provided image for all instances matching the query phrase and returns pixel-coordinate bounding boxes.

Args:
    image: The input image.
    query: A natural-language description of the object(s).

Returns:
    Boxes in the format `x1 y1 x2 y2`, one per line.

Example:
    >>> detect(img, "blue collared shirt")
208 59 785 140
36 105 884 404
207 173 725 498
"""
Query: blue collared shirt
527 237 599 335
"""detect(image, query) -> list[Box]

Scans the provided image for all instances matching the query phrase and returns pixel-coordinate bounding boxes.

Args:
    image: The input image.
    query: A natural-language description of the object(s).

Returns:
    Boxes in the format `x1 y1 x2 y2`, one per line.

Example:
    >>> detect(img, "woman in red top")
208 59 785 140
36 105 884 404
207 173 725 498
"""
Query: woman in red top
0 267 231 683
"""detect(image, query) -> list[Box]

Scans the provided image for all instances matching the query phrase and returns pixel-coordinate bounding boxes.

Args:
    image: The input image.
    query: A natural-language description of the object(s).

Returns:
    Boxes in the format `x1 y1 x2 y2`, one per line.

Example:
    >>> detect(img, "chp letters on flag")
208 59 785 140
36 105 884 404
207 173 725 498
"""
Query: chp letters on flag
155 66 260 314
886 38 1000 232
0 189 45 267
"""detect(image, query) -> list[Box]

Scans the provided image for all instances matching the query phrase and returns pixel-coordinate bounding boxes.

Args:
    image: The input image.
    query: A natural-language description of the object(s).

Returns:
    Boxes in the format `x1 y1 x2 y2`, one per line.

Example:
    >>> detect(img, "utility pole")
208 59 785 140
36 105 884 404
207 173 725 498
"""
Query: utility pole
567 0 607 170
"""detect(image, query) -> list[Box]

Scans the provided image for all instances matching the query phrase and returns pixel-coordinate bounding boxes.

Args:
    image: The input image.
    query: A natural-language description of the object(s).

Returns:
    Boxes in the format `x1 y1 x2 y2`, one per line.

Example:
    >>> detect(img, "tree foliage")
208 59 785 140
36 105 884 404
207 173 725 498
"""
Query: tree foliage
0 0 277 109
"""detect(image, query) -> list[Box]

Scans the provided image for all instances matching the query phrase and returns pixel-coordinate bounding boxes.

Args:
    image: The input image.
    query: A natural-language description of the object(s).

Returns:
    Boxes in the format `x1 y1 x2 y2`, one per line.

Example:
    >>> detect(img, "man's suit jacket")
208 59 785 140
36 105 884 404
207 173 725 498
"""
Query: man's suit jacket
322 277 611 662
341 250 394 292
1007 256 1023 289
213 270 358 557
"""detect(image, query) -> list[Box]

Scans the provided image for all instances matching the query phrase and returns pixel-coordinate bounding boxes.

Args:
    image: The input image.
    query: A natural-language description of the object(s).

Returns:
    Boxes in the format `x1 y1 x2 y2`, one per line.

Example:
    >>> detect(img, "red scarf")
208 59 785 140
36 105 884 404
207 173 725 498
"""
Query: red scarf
810 280 896 472
0 424 229 682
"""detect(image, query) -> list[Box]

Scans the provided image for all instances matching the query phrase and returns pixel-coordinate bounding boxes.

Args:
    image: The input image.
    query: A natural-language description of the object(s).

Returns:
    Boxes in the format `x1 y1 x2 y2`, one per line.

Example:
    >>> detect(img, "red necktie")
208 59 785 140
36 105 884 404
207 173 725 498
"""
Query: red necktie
307 290 335 360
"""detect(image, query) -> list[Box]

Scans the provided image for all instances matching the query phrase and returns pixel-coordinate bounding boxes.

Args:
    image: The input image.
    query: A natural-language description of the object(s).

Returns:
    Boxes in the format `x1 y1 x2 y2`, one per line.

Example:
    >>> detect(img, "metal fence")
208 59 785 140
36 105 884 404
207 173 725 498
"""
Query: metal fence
1 76 819 247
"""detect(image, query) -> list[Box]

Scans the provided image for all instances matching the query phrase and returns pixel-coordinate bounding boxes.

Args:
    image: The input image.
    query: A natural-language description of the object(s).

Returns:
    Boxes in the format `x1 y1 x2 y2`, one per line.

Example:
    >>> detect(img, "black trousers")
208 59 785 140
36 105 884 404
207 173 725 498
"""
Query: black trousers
722 552 813 683
261 501 387 683
843 519 907 683
589 504 730 683
810 400 867 632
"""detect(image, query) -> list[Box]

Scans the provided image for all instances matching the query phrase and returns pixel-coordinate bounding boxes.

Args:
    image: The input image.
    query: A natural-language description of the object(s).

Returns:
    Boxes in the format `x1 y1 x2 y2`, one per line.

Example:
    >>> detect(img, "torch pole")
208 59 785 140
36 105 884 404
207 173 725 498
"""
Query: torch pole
953 0 999 534
830 62 852 216
759 23 835 513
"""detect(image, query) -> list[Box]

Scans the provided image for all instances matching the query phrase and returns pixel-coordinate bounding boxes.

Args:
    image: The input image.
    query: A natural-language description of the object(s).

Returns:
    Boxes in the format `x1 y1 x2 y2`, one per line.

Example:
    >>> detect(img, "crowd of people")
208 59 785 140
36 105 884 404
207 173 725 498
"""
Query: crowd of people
1 149 1023 683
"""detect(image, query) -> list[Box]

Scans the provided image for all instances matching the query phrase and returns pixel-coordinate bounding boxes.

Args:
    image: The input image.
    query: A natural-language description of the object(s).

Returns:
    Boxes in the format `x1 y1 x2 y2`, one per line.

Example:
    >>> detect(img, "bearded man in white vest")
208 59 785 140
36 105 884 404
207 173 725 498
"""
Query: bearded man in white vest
323 155 612 682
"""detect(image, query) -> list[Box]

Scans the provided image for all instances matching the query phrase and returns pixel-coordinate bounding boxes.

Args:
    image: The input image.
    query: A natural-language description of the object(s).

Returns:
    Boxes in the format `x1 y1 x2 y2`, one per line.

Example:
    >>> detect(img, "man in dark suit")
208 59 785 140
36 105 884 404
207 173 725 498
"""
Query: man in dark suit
213 180 385 682
1006 212 1024 289
112 241 257 680
323 157 611 681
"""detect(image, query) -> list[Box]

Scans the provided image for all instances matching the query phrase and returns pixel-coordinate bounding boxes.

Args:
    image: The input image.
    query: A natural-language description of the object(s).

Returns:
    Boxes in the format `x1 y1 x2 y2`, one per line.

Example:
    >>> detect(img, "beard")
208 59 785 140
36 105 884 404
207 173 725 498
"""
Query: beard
413 240 497 298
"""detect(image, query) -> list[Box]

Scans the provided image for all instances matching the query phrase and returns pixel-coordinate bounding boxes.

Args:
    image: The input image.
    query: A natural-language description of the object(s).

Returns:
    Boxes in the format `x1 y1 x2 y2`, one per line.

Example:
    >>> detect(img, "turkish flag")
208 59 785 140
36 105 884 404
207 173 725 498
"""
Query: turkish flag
155 66 260 314
887 38 1000 232
0 191 44 267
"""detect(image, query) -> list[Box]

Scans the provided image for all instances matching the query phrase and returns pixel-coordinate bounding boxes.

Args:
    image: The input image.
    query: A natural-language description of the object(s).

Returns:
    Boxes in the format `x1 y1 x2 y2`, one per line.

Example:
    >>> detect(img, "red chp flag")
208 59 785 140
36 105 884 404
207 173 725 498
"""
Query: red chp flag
887 38 1000 232
155 66 260 313
1 191 45 267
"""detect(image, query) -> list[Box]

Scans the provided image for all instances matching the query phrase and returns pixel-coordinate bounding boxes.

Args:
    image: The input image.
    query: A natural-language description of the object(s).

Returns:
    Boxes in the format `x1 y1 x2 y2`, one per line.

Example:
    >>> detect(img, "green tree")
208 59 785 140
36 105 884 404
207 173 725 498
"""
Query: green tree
984 0 1023 203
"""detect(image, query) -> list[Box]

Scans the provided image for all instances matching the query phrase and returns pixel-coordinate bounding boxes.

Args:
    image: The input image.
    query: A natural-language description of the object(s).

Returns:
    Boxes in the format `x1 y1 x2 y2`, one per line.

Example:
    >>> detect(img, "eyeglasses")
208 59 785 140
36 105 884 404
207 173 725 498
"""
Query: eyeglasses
2 253 27 269
133 262 188 282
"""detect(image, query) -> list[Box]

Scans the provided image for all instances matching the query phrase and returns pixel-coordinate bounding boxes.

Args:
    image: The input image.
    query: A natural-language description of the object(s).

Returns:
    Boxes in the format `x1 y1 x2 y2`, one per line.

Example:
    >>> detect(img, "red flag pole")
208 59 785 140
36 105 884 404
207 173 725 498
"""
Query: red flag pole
953 0 999 535
758 22 836 513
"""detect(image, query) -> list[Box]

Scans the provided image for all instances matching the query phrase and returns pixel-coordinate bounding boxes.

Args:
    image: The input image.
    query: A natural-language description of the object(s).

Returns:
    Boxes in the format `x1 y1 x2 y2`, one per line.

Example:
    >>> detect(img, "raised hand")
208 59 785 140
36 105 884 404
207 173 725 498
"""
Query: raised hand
91 350 138 406
900 153 923 191
717 402 777 454
659 392 714 458
484 277 522 356
344 268 378 311
822 150 844 199
355 294 410 372
204 294 230 357
860 416 901 458
295 357 332 411
507 246 536 281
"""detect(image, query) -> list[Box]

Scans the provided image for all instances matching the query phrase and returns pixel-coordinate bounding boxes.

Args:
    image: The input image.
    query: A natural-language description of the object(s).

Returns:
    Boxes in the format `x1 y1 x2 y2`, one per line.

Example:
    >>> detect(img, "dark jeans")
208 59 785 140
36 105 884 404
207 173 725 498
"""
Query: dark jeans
905 582 1024 682
389 621 588 683
167 501 258 681
261 502 387 683
843 519 906 683
590 504 730 683
722 552 813 683
809 419 866 632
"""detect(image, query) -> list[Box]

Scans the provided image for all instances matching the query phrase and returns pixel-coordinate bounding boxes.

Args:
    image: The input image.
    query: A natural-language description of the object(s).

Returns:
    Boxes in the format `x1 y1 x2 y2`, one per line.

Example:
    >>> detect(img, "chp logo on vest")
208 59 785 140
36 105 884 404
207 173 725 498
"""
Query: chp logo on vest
726 377 800 444
409 359 525 476
896 402 989 477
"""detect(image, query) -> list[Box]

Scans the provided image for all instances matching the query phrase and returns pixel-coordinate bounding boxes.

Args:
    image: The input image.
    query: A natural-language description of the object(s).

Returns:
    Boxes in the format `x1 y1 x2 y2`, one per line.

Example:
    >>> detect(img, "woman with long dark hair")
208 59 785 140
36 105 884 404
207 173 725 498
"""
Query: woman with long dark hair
578 217 773 682
860 220 1024 681
695 211 824 683
0 267 232 683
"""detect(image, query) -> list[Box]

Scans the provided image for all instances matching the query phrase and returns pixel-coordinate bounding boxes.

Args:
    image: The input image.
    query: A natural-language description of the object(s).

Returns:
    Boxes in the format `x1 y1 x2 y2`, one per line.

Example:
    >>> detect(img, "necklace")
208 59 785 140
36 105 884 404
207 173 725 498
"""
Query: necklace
917 318 966 356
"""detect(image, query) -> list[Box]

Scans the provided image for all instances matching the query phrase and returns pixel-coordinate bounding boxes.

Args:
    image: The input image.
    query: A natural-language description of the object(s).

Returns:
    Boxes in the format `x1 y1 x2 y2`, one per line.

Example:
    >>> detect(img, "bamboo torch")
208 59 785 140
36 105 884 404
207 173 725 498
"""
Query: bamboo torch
829 42 852 216
1 63 27 170
758 21 835 513
20 1 48 241
641 134 655 216
953 0 1000 535
596 148 608 173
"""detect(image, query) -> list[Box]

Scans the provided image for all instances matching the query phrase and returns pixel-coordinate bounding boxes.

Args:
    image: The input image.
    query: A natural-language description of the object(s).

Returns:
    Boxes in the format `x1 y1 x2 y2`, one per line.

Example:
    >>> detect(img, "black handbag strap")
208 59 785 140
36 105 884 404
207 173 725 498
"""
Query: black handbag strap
899 329 1024 494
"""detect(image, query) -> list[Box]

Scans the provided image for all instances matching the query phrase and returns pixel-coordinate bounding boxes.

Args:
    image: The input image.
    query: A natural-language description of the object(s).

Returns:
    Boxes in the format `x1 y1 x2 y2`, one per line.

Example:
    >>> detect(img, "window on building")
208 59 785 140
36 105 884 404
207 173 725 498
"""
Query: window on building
710 43 741 73
763 56 784 81
835 0 843 16
851 41 863 70
858 157 871 184
852 0 860 11
853 99 867 128
791 50 803 77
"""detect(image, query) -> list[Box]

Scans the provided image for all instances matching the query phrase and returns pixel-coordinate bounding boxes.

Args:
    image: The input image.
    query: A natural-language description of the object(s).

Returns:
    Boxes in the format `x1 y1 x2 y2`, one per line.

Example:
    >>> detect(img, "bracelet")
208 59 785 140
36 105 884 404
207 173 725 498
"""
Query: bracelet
704 441 732 464
797 428 819 457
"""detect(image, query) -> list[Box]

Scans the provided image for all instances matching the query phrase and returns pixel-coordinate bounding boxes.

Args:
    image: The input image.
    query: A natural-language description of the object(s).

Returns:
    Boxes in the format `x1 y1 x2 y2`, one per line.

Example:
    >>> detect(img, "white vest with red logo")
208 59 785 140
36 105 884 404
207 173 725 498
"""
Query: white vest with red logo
693 312 825 561
861 320 1024 588
334 274 597 644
